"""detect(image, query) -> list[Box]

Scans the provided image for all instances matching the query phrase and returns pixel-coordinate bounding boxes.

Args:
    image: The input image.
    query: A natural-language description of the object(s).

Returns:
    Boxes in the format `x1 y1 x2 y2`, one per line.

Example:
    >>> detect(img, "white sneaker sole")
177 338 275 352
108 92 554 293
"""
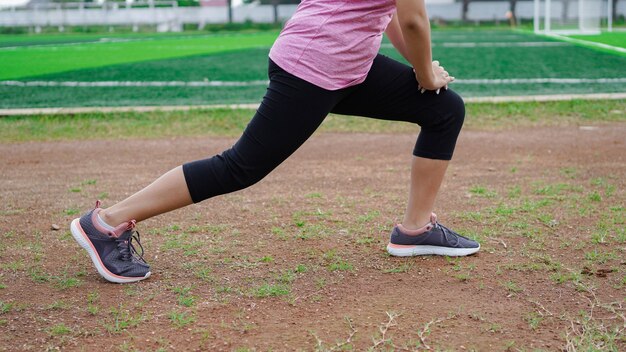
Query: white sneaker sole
387 243 480 257
70 218 151 284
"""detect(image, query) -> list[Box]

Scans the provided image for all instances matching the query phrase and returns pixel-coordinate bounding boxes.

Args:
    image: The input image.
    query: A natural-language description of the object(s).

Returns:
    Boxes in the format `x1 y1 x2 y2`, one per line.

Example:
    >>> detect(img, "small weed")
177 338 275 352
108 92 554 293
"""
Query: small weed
82 179 97 186
560 167 577 179
588 191 602 202
486 323 502 333
173 286 196 307
47 323 72 336
104 305 144 333
64 208 80 216
328 260 354 272
383 262 412 274
46 301 67 310
259 255 274 263
1 260 24 273
87 291 99 304
0 301 12 314
525 312 542 330
590 231 608 244
195 267 214 282
357 210 380 223
29 267 50 283
356 236 377 245
168 310 195 328
503 281 523 294
295 264 308 273
584 249 617 264
0 283 5 289
507 185 521 198
52 273 81 290
469 185 497 198
271 226 288 240
216 286 233 294
97 192 109 199
87 304 99 315
305 192 323 199
279 270 296 284
253 283 290 298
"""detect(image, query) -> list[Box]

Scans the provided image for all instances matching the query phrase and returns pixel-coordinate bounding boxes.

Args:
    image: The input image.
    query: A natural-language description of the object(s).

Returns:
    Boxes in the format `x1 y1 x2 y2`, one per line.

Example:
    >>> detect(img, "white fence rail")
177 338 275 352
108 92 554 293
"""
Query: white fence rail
0 1 623 30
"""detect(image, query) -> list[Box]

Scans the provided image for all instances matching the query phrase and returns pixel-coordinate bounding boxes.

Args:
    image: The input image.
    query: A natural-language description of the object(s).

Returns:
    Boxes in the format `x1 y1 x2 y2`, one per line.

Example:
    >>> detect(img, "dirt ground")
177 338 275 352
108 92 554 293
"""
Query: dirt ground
0 124 624 351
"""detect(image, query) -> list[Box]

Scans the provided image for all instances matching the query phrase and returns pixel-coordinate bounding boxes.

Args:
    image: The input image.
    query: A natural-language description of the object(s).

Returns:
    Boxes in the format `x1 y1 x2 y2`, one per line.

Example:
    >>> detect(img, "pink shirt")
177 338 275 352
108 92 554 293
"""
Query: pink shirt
269 0 397 90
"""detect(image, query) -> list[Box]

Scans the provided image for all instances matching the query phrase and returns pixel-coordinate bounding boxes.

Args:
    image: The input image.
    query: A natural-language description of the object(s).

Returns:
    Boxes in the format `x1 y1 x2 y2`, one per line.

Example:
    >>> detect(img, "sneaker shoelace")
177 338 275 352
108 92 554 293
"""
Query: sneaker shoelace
435 222 462 247
116 231 146 263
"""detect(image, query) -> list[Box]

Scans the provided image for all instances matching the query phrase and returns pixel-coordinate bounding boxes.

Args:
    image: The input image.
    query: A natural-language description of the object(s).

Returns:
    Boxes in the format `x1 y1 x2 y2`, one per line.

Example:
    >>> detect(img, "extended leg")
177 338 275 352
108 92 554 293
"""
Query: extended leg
100 166 191 226
102 60 344 226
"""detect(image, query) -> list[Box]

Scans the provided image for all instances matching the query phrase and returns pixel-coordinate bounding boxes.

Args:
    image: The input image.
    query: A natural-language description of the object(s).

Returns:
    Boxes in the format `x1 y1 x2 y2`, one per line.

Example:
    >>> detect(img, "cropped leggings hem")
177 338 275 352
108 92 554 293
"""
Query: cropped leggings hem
183 55 465 203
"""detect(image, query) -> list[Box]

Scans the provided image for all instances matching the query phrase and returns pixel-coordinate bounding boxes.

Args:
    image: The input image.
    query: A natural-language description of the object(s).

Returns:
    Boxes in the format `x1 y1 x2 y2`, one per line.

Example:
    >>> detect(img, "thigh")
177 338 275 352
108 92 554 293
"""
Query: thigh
233 60 345 172
331 54 464 129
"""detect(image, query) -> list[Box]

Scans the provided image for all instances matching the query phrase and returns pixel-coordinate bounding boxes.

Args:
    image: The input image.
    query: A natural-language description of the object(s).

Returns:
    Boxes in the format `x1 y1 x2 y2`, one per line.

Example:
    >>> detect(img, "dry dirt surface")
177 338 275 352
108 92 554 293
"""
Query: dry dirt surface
0 124 625 351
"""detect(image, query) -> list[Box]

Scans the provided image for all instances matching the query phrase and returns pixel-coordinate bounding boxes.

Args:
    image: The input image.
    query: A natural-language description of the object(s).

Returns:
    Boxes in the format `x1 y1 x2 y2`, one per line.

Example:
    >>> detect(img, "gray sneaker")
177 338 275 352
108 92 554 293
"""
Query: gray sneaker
70 201 151 283
387 213 480 257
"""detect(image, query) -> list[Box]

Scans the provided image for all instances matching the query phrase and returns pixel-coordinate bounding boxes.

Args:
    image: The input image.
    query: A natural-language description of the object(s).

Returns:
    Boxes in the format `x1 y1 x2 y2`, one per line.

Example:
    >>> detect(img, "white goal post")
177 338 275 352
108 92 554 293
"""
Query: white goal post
534 0 613 35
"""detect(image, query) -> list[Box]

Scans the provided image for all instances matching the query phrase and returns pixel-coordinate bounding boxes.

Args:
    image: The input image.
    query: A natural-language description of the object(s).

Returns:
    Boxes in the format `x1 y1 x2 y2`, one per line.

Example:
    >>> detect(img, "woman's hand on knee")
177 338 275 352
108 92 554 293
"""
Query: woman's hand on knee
415 61 455 94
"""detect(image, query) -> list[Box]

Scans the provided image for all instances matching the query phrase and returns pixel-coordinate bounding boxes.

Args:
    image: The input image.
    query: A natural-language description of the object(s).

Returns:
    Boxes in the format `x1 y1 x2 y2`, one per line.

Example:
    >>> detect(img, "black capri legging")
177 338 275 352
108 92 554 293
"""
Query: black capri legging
182 54 465 203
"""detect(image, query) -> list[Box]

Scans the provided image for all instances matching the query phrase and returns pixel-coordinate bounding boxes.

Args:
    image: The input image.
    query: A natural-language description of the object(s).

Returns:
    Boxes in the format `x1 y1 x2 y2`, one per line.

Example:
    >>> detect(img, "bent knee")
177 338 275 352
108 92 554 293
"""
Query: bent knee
443 89 465 130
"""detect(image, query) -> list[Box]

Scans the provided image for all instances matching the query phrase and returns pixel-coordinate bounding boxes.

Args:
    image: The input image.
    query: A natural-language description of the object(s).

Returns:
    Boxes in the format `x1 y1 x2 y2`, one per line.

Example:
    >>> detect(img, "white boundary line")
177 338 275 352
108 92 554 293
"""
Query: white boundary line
2 93 625 116
2 77 625 87
546 33 626 54
381 42 568 48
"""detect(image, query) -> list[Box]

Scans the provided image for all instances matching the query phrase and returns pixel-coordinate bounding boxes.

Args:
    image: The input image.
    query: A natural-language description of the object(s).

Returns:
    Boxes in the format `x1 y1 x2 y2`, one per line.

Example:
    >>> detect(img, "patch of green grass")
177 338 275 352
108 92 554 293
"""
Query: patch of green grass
47 323 72 336
569 32 626 50
172 286 196 308
104 305 144 333
259 255 274 263
0 31 280 80
525 312 543 330
328 260 354 272
46 300 68 310
2 100 624 143
584 249 617 264
195 266 214 282
502 280 524 294
63 207 80 216
295 264 308 273
383 262 414 274
51 272 82 290
0 301 12 314
469 185 498 198
168 310 195 329
252 283 290 298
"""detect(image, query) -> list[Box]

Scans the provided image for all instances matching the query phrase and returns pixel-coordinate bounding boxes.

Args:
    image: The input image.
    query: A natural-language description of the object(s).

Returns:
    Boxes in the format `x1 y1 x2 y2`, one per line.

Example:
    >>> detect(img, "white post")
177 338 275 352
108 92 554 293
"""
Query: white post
608 0 613 32
578 0 584 31
534 0 540 32
544 0 551 32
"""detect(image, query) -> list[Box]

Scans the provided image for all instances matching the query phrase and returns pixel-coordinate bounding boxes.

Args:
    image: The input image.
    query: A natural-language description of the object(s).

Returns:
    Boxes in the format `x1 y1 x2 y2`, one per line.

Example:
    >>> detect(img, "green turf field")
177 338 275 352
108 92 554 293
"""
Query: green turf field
1 29 625 109
569 31 626 49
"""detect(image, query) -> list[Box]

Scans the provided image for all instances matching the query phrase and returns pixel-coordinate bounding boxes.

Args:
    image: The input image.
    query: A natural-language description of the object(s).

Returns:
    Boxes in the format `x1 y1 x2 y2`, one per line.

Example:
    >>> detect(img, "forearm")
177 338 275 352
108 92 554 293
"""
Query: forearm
395 0 435 85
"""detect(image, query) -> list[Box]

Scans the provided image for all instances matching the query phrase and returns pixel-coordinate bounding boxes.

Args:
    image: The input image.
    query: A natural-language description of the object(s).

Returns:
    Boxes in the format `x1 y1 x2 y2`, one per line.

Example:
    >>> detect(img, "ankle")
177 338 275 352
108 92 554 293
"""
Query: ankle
99 209 123 228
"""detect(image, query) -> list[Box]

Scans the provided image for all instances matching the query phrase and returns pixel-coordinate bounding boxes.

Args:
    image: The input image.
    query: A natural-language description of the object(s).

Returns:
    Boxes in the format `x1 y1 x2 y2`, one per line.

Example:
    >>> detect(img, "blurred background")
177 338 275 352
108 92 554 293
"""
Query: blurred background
1 0 624 109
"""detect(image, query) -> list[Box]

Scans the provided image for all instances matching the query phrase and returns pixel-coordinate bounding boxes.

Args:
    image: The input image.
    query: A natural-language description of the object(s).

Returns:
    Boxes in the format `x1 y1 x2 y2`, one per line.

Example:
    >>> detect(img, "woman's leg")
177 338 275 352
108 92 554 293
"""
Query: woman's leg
331 54 465 230
100 60 347 227
99 166 191 226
